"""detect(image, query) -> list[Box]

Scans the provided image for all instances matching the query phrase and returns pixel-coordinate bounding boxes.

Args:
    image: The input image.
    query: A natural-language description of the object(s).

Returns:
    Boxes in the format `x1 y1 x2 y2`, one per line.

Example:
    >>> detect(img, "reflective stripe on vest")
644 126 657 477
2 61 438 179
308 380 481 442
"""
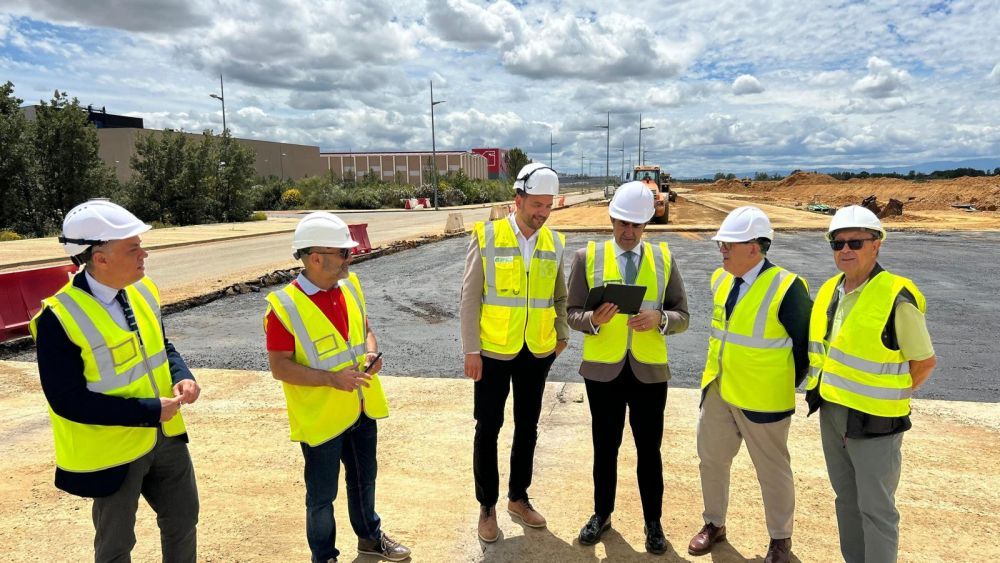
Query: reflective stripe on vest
476 219 564 355
272 291 367 371
806 271 923 417
701 266 800 413
591 240 667 311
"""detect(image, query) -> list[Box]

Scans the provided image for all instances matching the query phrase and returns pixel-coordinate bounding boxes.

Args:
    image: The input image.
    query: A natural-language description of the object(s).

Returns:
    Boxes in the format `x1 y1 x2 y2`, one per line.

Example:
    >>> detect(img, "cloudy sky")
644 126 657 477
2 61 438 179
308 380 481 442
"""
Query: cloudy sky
2 0 998 176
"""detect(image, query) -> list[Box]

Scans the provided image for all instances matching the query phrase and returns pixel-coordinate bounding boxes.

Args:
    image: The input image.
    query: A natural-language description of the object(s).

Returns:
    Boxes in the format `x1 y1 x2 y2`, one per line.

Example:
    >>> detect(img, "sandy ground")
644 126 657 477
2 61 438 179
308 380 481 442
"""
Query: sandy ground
0 360 997 562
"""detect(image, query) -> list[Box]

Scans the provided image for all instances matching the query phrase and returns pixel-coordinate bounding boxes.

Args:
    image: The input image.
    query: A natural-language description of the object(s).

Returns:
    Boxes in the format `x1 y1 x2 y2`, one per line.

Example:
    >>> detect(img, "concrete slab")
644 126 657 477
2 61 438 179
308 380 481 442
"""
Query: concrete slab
0 361 996 562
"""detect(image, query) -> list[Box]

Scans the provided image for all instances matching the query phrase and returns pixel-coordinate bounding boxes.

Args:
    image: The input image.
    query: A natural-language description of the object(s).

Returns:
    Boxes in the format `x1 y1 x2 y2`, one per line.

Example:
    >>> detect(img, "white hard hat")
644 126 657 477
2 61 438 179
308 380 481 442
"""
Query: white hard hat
609 181 655 223
292 212 359 257
712 206 774 242
60 199 151 258
826 205 886 241
513 163 559 196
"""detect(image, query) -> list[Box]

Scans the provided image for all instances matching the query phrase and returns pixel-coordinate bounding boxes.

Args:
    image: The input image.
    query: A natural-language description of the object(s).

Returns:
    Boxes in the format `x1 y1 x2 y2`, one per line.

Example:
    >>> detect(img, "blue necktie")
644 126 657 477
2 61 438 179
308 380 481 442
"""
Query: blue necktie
724 277 744 318
115 290 143 345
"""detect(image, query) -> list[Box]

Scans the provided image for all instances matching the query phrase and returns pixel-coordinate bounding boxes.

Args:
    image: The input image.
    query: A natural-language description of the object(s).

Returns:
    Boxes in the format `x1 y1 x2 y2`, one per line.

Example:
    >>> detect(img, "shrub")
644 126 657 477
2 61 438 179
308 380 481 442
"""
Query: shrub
281 188 305 209
249 211 268 221
0 230 22 241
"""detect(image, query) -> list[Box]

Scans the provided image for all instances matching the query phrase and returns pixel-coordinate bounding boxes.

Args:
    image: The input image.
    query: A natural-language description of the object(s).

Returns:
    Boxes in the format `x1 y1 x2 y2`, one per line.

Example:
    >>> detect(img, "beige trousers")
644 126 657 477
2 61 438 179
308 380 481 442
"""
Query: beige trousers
696 380 795 539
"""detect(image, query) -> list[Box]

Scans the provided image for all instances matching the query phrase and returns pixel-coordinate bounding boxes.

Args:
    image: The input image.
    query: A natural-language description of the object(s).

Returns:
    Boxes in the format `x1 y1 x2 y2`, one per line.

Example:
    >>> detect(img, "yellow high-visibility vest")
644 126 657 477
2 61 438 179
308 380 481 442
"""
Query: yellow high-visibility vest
474 219 565 355
701 266 803 412
581 240 671 365
265 272 388 446
806 271 924 417
30 277 185 473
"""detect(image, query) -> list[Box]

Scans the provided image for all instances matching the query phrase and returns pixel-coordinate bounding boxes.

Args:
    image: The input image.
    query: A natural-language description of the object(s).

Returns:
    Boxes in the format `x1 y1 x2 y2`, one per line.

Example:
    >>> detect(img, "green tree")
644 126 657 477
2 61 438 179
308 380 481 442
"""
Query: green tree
713 172 726 181
0 82 40 235
128 129 189 223
32 91 112 225
754 171 770 181
504 147 532 178
213 131 257 221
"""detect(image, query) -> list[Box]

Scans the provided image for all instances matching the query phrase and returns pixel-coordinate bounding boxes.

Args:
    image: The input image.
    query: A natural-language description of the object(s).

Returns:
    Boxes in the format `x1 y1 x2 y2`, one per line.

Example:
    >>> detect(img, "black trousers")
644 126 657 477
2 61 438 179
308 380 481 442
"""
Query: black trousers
473 346 555 507
584 362 668 522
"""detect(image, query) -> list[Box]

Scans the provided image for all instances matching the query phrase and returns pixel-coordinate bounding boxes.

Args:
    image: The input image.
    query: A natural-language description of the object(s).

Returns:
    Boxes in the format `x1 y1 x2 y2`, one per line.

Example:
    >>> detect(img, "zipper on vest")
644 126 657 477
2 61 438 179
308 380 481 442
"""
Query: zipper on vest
717 316 731 382
137 339 161 439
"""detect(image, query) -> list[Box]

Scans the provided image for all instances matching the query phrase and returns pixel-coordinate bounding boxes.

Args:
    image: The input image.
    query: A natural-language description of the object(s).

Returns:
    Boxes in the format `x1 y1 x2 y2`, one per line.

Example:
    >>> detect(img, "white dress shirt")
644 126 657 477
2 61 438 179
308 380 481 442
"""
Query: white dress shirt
85 271 129 331
731 258 766 307
508 213 538 268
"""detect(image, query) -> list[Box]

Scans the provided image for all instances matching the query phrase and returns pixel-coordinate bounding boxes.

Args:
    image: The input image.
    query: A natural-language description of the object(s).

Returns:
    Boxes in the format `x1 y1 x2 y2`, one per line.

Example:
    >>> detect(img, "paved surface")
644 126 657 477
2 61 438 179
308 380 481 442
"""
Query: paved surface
1 360 997 561
138 230 999 403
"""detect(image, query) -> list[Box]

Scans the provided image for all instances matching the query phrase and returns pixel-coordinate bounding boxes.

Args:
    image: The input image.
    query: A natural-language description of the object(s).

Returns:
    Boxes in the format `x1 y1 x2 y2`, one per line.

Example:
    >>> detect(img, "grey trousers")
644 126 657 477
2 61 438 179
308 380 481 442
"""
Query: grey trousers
92 433 199 563
820 402 902 563
697 381 795 539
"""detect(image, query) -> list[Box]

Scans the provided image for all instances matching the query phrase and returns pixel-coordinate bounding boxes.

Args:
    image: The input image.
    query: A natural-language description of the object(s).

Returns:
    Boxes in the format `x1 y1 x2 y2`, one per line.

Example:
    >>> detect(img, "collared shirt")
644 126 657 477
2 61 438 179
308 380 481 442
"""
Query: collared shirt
265 273 349 351
508 213 538 267
612 239 642 284
84 271 129 331
831 277 935 361
731 257 766 307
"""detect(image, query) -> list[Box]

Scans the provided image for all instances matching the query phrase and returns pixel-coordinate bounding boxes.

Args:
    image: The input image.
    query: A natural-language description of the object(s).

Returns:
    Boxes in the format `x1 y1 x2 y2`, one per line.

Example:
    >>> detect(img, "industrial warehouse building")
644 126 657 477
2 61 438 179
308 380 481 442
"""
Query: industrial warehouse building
320 151 488 186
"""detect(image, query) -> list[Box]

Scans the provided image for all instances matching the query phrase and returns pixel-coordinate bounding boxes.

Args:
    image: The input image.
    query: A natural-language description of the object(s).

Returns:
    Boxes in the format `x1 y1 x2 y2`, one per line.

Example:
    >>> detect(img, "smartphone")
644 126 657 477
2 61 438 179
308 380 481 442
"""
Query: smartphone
363 352 383 373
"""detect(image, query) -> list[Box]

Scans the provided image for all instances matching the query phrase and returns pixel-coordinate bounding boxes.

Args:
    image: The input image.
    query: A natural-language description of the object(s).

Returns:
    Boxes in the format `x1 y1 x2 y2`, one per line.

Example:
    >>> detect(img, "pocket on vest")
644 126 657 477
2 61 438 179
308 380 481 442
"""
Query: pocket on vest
481 306 512 346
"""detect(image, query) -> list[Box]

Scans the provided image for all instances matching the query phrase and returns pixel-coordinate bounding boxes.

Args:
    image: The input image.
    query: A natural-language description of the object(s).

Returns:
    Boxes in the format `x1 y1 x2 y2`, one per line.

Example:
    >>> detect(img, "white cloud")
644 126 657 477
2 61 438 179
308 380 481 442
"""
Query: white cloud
731 74 764 95
807 70 850 87
837 96 909 114
425 0 519 49
852 56 910 99
989 63 1000 83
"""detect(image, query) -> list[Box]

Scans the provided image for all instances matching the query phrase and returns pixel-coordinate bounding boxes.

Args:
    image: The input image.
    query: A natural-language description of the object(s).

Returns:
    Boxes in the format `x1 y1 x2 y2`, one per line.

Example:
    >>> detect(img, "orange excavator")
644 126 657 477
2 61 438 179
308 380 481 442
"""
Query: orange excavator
633 165 672 223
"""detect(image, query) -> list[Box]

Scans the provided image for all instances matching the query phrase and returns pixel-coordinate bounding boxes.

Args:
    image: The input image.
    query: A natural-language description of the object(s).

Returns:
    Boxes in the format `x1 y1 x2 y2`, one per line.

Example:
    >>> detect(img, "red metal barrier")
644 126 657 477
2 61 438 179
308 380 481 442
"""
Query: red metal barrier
348 223 373 255
0 263 78 342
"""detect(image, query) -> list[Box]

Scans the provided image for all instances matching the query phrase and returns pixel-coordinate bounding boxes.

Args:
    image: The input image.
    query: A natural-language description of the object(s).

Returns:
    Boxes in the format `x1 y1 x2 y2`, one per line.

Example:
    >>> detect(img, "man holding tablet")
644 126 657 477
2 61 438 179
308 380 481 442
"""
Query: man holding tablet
566 181 690 554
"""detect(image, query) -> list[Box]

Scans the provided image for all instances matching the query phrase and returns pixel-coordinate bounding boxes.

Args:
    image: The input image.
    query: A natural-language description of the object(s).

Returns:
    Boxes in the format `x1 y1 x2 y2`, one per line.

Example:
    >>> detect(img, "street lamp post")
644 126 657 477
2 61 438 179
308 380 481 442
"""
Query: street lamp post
638 113 654 166
209 73 227 134
616 140 624 182
580 155 586 176
594 112 610 183
549 132 558 168
280 150 287 180
430 80 446 210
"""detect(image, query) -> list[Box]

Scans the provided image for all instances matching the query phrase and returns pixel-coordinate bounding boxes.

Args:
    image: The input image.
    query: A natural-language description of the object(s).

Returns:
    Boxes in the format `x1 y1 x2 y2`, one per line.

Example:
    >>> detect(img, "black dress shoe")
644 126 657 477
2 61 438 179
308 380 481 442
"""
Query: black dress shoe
578 514 611 545
645 520 667 555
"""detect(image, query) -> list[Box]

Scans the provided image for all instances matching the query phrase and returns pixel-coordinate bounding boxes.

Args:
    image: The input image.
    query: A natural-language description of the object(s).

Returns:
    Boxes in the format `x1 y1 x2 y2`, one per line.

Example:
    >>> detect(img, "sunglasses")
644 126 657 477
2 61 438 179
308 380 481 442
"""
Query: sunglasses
830 238 878 251
306 248 352 258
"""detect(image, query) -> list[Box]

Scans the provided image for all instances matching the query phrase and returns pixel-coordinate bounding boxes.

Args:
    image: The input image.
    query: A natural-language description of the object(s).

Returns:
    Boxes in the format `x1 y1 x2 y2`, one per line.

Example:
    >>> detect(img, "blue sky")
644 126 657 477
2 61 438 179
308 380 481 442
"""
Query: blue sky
1 0 998 177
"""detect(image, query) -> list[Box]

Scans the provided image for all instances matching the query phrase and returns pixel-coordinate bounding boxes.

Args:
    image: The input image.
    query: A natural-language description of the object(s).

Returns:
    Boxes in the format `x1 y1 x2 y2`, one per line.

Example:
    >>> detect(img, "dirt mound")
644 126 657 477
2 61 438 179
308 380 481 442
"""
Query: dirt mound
713 178 747 189
775 171 840 187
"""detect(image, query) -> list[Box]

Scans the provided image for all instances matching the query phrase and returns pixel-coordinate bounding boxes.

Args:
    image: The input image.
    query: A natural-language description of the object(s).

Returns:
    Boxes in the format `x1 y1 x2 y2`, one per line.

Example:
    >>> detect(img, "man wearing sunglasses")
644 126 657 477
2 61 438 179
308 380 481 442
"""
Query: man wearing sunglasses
690 206 812 563
566 181 689 554
805 205 936 563
461 162 568 542
265 212 410 562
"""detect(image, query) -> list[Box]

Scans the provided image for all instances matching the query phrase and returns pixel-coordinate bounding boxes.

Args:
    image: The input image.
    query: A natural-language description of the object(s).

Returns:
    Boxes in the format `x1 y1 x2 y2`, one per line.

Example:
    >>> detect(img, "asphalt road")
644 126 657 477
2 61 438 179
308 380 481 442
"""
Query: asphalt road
156 230 997 403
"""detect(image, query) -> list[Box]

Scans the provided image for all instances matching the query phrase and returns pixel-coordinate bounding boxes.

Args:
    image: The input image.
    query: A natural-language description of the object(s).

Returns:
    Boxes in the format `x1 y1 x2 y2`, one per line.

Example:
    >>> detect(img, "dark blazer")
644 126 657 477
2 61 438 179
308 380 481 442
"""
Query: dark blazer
34 272 194 497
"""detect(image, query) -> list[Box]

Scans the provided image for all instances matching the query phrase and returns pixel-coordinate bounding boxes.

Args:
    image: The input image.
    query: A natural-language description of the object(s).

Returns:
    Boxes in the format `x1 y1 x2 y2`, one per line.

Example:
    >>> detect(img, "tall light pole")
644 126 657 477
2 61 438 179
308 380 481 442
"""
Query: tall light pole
549 133 558 168
580 155 586 176
430 80 445 210
616 139 625 182
209 73 227 134
638 113 654 166
280 150 287 180
594 112 610 182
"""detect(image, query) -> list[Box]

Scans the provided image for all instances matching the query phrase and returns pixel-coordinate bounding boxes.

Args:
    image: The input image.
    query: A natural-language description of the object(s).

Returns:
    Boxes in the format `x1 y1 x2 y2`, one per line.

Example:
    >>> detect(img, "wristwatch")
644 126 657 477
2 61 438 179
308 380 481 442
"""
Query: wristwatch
659 311 668 330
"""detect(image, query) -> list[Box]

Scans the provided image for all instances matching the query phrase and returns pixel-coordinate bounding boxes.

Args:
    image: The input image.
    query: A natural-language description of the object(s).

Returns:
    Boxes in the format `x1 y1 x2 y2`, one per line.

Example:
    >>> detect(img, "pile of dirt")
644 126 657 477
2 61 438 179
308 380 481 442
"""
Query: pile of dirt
713 178 748 189
775 171 840 187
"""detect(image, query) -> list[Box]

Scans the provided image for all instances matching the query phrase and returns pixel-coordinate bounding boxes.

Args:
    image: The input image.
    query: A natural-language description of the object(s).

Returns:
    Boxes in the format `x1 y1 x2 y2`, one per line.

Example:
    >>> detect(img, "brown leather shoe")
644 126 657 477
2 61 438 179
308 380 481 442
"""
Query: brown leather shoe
507 498 547 528
357 532 411 561
688 522 727 556
478 505 499 543
765 537 791 563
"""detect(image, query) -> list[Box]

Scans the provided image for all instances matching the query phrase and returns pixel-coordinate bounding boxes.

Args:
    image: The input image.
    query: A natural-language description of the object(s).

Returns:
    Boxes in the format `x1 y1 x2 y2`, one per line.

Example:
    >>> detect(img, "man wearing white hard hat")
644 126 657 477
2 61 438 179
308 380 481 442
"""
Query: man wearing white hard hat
566 181 689 554
460 162 569 542
264 212 410 562
689 206 811 563
30 199 201 561
806 205 935 563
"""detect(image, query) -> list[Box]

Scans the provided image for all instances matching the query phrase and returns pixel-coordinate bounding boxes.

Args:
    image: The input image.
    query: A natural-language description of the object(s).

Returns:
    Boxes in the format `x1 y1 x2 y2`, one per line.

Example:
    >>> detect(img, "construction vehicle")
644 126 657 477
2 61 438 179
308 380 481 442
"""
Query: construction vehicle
632 165 671 223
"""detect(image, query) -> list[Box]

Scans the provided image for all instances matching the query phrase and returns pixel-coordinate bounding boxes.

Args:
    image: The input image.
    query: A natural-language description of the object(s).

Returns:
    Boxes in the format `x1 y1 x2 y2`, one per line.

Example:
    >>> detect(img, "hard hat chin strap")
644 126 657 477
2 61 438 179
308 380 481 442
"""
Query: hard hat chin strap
517 166 556 189
58 235 107 246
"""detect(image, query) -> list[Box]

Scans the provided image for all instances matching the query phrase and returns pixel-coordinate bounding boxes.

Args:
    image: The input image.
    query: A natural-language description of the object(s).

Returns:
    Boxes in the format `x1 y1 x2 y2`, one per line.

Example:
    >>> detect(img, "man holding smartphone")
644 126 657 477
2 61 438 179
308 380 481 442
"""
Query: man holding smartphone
264 212 410 563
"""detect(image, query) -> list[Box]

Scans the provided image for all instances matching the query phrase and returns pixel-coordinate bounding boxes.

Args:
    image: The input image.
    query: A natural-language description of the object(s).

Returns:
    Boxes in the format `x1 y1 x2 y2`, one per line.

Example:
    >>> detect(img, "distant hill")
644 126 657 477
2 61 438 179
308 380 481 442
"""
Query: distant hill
684 157 999 180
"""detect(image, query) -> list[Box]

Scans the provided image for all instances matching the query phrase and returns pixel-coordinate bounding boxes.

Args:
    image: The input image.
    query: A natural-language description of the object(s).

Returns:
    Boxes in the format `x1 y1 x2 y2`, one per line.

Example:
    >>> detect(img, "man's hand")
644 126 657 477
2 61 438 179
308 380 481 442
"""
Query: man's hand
555 340 568 357
464 353 483 382
627 309 663 332
173 379 201 405
590 302 619 326
363 352 383 375
159 396 182 422
328 369 371 391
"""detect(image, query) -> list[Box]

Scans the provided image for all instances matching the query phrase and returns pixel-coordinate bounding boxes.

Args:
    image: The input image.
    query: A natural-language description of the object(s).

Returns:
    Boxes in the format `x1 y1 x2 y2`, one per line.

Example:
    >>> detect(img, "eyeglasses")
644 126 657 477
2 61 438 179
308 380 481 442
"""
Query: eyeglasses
716 240 754 250
830 238 878 251
306 248 352 258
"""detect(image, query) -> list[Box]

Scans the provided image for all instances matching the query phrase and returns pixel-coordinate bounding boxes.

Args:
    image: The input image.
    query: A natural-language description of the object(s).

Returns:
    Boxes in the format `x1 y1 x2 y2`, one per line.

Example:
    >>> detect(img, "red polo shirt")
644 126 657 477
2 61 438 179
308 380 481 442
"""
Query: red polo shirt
265 280 349 351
